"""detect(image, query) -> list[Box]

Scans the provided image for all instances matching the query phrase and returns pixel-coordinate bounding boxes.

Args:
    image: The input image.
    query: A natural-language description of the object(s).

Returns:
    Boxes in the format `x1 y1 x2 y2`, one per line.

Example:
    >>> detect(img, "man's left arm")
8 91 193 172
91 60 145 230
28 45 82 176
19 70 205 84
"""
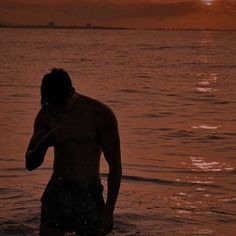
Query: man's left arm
97 107 122 234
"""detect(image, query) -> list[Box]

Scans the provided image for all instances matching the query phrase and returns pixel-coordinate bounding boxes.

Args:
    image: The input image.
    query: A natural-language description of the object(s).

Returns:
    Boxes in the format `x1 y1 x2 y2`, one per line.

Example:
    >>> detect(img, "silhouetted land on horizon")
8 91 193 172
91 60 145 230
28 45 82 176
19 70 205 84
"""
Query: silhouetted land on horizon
0 24 235 31
0 24 131 30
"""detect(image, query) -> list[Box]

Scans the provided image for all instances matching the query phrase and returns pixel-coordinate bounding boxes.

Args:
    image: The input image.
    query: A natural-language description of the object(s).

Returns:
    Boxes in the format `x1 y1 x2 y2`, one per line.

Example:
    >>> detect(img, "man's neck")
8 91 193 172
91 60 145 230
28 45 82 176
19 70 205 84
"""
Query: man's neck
63 93 79 113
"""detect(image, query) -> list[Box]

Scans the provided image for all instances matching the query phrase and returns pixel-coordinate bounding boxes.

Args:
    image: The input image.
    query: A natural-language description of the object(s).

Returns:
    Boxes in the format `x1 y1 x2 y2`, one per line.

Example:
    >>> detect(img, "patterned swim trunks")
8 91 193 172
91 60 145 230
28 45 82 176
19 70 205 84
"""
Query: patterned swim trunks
40 175 105 236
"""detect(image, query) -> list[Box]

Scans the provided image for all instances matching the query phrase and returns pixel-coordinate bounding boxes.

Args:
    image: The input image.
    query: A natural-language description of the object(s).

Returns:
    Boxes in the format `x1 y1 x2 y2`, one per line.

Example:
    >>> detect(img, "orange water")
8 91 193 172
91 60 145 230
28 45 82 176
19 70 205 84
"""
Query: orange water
0 29 236 235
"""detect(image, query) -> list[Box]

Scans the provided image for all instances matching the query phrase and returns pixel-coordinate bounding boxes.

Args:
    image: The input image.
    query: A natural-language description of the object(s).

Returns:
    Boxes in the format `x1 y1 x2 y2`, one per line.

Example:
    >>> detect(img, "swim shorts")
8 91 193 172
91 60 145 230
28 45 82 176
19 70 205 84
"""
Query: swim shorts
40 175 105 235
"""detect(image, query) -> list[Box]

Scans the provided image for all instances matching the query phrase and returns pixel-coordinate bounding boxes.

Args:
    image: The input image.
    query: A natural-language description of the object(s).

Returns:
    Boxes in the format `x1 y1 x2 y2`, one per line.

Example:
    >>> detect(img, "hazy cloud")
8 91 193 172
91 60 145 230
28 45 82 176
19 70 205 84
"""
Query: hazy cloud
0 0 235 28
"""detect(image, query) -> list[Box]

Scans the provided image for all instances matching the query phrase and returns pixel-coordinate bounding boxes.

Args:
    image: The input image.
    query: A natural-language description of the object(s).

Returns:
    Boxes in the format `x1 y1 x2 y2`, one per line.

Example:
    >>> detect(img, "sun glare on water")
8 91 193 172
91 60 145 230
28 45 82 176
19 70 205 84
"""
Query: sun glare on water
202 0 214 5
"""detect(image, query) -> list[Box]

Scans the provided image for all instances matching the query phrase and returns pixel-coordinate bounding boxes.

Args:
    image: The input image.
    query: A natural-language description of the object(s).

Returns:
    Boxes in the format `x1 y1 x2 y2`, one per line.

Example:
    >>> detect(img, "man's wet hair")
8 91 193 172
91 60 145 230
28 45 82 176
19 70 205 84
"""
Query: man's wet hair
41 68 75 107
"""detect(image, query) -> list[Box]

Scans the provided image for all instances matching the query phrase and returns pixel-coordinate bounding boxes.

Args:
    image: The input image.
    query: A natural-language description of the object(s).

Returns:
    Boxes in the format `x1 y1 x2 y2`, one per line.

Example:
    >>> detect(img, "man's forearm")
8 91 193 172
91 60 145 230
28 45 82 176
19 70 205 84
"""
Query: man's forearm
25 138 48 171
25 127 58 170
106 165 122 213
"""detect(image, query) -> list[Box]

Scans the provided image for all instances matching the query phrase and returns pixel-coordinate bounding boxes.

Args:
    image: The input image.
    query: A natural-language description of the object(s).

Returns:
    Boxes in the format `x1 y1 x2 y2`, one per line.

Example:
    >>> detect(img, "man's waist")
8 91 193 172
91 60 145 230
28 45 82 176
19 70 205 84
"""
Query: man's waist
50 172 102 188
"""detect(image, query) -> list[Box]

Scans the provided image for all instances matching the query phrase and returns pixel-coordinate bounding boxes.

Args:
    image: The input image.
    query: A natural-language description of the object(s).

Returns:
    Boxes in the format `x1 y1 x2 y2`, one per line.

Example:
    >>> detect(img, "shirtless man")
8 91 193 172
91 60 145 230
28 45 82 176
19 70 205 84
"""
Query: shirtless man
25 69 122 236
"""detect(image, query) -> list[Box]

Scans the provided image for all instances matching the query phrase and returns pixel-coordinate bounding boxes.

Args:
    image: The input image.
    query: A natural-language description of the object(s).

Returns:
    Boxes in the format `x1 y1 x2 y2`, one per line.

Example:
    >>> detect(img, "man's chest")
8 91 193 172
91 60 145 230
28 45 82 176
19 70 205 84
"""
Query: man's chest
48 110 97 144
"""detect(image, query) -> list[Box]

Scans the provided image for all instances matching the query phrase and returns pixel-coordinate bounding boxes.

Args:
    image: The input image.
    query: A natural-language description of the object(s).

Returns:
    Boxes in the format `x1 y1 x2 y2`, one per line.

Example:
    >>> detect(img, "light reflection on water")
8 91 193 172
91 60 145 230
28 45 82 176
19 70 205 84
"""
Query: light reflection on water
195 73 219 93
191 156 234 172
191 125 220 130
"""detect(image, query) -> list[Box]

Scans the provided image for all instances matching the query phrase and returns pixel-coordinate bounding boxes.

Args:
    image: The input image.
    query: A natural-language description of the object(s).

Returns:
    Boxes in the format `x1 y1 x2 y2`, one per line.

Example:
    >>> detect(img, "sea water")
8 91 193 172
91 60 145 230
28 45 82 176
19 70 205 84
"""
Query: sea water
0 29 236 235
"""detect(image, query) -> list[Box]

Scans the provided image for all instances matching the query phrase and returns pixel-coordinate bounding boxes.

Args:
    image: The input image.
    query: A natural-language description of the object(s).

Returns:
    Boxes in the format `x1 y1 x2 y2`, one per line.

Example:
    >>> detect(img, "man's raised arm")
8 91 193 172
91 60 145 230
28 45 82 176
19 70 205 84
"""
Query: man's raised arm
25 109 56 171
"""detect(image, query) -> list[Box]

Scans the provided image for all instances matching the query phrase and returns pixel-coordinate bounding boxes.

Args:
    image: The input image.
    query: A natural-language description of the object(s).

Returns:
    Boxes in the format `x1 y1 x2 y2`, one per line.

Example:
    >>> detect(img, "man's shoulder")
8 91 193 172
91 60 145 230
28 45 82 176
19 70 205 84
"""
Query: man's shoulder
80 94 113 114
80 94 116 122
34 107 51 127
37 107 51 118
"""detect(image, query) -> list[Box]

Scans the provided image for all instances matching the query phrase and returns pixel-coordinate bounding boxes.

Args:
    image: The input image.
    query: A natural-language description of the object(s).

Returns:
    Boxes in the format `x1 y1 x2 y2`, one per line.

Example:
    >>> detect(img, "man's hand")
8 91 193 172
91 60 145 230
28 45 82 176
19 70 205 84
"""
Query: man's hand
26 125 61 164
34 125 61 150
54 124 71 144
98 206 113 236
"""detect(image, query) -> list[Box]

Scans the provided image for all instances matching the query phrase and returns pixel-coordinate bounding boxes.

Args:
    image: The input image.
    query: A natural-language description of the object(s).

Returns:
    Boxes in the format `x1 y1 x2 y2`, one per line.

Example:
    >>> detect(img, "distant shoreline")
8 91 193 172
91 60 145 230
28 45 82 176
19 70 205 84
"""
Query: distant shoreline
0 25 131 31
0 25 235 31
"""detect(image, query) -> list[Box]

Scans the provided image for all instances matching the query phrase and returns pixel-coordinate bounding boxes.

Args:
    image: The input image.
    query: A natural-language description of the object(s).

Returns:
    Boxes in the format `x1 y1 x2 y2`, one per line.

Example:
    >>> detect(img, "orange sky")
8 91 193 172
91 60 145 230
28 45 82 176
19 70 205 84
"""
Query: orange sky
0 0 235 29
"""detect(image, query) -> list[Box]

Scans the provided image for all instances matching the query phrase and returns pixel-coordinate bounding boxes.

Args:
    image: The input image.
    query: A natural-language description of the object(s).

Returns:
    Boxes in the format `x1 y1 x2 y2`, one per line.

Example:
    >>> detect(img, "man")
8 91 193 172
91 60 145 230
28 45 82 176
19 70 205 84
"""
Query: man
25 69 122 236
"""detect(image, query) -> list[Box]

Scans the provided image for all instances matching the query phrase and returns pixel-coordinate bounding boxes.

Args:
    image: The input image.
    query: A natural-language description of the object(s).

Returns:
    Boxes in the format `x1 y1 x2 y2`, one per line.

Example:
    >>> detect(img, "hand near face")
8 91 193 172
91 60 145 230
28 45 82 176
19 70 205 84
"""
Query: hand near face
53 124 72 144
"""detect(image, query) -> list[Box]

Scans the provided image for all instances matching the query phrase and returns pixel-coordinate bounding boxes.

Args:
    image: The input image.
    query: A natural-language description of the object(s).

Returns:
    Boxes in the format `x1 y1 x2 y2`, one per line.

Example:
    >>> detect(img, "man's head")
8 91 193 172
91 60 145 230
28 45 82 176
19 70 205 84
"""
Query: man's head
41 68 75 107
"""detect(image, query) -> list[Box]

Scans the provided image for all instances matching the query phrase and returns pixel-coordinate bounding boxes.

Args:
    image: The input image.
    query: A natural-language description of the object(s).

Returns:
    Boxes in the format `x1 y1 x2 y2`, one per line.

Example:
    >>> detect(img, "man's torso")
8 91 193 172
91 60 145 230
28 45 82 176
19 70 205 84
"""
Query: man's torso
44 94 104 183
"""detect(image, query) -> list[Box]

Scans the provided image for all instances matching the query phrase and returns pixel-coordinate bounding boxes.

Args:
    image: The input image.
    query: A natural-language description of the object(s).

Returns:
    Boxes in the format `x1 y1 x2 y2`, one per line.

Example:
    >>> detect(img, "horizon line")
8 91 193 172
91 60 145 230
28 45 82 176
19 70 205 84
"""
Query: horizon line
0 23 235 31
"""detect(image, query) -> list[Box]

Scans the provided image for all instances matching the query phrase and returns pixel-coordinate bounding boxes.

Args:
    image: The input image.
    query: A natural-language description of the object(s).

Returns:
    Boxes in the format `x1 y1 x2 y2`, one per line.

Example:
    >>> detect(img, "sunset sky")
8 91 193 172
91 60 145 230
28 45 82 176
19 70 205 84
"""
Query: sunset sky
0 0 235 29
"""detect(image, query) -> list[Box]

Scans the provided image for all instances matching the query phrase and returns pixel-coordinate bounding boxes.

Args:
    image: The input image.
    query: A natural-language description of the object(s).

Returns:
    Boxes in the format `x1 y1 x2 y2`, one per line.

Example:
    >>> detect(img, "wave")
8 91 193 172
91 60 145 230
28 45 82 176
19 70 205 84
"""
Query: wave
100 173 218 188
116 89 140 94
0 157 17 162
139 45 207 51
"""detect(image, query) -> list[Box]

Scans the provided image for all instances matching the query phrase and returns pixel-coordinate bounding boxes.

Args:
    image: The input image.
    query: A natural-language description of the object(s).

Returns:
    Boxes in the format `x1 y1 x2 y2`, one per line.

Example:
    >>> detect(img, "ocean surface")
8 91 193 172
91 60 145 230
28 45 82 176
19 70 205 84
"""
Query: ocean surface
0 29 236 236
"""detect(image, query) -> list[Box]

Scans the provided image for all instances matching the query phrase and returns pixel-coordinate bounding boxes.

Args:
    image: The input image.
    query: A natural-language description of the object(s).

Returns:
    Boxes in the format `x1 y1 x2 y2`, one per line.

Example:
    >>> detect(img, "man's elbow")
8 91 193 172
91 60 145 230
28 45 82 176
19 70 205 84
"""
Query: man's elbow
109 163 122 177
25 160 35 171
25 153 40 171
117 163 122 176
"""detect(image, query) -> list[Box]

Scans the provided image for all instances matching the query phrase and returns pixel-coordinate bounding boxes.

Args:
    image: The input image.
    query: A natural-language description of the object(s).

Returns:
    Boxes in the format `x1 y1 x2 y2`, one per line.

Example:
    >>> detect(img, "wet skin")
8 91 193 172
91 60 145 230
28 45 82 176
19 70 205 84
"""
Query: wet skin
25 93 122 235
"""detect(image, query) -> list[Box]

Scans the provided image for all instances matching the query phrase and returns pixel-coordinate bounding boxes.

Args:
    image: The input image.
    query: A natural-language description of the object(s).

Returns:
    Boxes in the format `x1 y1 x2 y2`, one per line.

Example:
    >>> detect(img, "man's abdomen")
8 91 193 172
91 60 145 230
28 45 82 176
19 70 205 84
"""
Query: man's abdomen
52 143 102 183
